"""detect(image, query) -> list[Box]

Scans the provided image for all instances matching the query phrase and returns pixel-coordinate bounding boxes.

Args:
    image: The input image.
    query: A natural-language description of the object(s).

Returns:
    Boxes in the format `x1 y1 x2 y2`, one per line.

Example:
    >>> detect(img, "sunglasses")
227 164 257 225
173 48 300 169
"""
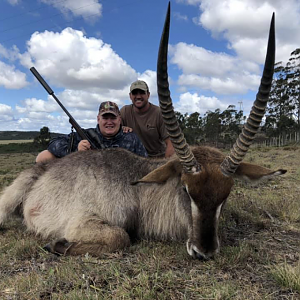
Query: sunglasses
131 89 146 95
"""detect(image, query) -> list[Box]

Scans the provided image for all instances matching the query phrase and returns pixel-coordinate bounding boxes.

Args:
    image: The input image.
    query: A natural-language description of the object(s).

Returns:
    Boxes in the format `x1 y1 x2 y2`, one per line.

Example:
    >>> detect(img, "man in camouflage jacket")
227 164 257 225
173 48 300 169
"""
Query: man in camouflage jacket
36 101 147 163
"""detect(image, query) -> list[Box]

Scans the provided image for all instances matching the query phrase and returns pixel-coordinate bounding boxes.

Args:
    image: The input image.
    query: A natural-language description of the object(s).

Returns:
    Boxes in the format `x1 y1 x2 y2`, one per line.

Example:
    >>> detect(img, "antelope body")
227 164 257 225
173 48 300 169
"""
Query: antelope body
0 146 285 259
0 4 286 259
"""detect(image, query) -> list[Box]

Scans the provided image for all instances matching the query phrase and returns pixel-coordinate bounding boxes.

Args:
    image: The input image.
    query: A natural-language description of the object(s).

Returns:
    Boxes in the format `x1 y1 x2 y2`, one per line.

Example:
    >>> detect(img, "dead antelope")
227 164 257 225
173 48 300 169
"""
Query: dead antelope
0 4 286 260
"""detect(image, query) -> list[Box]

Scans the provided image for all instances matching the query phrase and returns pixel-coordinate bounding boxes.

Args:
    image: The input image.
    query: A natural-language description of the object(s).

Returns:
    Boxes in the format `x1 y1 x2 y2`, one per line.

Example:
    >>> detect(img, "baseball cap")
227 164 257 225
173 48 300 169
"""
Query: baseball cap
130 80 149 93
99 101 120 116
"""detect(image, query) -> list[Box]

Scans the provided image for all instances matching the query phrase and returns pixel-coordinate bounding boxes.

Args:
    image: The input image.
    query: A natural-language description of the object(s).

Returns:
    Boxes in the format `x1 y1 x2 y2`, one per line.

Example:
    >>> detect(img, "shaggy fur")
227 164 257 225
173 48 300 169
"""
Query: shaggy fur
0 146 286 258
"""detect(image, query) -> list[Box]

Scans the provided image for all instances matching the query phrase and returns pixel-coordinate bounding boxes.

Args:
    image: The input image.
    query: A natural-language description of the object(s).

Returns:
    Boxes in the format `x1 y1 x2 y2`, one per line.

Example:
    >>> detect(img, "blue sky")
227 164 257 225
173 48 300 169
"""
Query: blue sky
1 0 300 133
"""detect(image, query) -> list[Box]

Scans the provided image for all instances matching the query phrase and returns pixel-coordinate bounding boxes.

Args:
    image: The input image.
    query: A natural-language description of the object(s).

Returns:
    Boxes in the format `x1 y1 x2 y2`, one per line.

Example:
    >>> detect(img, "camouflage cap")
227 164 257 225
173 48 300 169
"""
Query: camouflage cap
99 101 120 117
130 80 149 92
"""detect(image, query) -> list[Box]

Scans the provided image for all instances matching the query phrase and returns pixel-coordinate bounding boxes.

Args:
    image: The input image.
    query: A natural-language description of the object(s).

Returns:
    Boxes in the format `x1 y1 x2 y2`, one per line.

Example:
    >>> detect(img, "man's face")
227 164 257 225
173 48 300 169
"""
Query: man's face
98 113 121 138
129 89 150 110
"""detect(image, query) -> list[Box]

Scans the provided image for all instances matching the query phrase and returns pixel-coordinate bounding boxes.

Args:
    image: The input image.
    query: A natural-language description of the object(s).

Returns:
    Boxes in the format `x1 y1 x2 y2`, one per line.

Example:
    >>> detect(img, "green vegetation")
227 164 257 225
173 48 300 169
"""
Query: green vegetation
270 261 300 292
175 105 244 146
0 147 299 299
0 129 61 141
0 127 62 154
0 130 40 140
264 48 300 138
33 126 52 148
0 142 44 154
172 49 300 147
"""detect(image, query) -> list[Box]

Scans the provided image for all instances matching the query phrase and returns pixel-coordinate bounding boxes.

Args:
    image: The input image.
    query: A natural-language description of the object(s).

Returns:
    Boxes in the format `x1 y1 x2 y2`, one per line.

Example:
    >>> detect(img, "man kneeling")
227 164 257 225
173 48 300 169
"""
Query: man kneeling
36 101 147 163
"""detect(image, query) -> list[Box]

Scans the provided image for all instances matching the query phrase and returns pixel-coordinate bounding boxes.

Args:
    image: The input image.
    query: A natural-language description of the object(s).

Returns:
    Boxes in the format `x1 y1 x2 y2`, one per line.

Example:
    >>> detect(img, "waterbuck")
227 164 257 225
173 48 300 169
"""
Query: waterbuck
0 4 286 260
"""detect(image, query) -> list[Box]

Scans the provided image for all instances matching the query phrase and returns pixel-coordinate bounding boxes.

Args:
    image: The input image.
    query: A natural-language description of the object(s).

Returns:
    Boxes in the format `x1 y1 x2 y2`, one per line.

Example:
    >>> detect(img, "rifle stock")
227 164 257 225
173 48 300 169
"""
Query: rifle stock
30 67 99 149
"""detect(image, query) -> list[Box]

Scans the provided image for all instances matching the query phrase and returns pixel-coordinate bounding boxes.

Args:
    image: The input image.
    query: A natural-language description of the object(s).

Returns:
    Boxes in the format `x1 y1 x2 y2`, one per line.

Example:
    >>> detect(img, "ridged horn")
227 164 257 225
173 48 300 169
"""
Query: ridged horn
157 2 201 174
220 13 276 176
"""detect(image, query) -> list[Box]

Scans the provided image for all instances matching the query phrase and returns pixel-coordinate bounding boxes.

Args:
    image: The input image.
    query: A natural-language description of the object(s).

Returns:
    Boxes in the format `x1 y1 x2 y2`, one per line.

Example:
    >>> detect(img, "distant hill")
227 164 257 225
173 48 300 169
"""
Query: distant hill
0 131 62 140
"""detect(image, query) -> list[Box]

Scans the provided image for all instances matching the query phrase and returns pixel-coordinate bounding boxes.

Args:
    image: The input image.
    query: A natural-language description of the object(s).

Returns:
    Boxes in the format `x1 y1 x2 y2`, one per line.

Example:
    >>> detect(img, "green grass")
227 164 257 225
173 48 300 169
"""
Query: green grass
270 260 300 292
0 148 300 299
0 142 45 154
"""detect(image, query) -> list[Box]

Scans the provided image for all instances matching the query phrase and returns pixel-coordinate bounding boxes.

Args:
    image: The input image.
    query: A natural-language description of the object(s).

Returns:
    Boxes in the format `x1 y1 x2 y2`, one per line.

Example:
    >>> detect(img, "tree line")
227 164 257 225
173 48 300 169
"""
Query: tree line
176 48 300 147
175 106 244 147
263 48 300 140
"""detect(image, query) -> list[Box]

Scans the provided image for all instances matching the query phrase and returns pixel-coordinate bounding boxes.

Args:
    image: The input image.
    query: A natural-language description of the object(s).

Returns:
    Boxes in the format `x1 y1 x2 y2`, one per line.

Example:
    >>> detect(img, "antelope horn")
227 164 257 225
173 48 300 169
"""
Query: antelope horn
220 13 275 176
157 2 201 174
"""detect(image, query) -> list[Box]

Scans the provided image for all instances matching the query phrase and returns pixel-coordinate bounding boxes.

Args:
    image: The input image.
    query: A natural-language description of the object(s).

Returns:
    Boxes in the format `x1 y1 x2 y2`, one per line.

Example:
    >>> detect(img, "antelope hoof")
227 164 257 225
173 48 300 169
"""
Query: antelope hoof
43 238 74 256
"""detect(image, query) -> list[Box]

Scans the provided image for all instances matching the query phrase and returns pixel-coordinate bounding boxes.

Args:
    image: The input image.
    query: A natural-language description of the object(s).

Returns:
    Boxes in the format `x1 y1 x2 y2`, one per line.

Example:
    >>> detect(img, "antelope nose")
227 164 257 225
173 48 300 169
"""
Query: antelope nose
192 248 216 260
192 249 208 260
186 240 215 260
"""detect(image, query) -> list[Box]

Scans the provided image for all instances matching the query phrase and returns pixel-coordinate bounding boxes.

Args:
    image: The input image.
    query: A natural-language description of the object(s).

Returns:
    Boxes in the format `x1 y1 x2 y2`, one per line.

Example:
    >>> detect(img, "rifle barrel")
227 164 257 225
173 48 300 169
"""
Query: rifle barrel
30 67 99 149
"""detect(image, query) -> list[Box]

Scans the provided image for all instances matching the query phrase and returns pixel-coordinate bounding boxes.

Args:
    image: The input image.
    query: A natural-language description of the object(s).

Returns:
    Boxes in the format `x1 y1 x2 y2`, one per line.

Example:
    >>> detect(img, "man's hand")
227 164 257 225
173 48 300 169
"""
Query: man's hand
78 140 91 151
122 126 133 133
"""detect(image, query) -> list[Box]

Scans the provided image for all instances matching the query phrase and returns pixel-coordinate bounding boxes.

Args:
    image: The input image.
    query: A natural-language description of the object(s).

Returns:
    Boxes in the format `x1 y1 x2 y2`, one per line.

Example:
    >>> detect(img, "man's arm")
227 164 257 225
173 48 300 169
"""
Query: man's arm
47 135 73 158
35 150 56 163
36 132 91 163
36 135 73 163
134 136 148 157
48 132 82 158
164 138 175 158
125 132 148 157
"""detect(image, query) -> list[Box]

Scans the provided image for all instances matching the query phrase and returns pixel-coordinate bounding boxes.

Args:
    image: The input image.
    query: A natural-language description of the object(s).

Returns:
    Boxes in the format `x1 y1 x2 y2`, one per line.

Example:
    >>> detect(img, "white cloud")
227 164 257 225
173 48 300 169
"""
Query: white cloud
136 70 157 96
58 89 124 110
175 92 228 114
0 61 28 89
0 44 21 63
20 28 137 91
6 0 298 133
7 0 21 6
178 72 260 95
0 103 12 113
170 42 237 76
16 116 56 131
13 65 158 133
13 98 74 132
176 0 202 5
54 69 158 109
0 103 13 121
40 0 102 22
191 0 300 64
174 12 188 21
13 112 70 133
16 98 58 114
0 44 27 90
170 42 261 95
13 96 102 132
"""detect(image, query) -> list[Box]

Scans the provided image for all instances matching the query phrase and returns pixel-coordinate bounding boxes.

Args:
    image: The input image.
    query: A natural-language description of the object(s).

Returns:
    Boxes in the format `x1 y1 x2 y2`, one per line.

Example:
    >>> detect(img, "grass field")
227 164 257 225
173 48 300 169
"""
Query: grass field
0 140 34 144
0 147 299 299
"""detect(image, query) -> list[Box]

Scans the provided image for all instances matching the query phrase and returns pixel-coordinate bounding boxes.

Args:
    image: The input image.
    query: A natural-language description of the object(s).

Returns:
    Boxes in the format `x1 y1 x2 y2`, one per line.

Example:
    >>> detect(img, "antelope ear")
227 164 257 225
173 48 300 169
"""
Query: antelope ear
131 160 182 185
234 161 287 182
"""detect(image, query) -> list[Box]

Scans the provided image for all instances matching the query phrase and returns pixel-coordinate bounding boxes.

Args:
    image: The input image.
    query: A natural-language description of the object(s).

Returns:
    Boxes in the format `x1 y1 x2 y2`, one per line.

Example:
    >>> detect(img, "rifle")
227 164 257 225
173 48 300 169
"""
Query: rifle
30 67 99 150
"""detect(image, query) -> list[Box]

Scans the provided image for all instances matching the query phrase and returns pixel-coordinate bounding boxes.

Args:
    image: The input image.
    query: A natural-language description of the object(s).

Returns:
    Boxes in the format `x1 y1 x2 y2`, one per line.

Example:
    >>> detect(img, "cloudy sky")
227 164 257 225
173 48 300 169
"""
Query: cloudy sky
1 0 300 133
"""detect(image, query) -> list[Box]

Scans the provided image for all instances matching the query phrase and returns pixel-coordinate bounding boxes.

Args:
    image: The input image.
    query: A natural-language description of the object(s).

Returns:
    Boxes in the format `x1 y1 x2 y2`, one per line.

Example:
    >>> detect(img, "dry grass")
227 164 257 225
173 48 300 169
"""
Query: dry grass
270 260 300 293
0 147 299 299
0 140 33 144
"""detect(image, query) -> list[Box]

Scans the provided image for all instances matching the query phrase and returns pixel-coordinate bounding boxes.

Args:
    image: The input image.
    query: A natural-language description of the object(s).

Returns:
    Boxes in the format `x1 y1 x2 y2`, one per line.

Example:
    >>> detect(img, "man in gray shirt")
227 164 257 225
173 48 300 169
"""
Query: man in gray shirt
120 80 174 158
